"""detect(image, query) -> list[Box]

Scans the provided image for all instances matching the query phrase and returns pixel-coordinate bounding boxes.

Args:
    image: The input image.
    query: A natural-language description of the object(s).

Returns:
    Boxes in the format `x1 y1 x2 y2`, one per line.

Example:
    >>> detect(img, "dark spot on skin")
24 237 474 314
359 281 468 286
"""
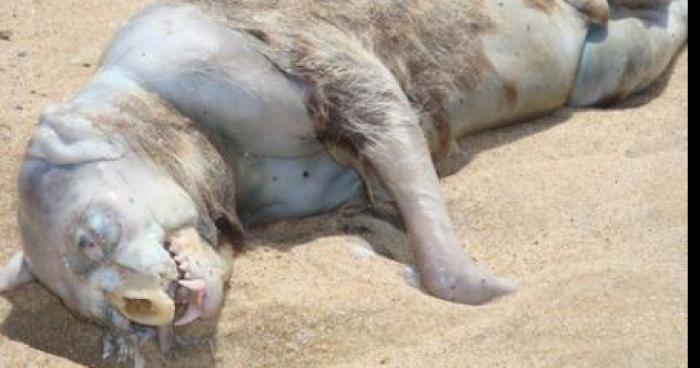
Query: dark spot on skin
501 80 519 108
0 30 12 41
481 279 487 285
272 176 278 182
17 51 27 57
303 171 310 178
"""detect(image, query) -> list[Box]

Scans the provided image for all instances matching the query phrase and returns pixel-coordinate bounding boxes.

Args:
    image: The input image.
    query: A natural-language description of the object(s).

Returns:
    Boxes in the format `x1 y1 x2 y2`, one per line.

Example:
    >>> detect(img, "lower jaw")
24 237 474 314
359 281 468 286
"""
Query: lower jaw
170 279 207 326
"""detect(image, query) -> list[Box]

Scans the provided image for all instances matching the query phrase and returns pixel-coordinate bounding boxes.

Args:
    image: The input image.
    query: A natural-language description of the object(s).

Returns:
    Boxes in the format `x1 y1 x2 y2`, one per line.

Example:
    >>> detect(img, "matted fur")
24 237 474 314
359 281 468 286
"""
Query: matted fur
88 93 245 248
189 0 498 158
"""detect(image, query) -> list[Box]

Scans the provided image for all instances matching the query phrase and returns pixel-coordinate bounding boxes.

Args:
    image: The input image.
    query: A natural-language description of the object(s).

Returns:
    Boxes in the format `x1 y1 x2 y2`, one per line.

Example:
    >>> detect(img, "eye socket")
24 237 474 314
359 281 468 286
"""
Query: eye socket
65 210 122 275
78 235 95 249
77 233 105 262
85 211 121 246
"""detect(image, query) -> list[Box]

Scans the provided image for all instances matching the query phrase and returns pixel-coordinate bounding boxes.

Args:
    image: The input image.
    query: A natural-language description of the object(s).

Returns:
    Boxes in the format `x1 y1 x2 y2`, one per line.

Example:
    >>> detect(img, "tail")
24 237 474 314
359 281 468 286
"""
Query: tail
570 0 688 107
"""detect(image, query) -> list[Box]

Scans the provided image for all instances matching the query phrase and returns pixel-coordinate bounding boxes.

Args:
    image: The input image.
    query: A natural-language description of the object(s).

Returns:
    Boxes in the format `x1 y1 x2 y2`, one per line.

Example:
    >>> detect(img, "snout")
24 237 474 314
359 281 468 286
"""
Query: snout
107 273 175 326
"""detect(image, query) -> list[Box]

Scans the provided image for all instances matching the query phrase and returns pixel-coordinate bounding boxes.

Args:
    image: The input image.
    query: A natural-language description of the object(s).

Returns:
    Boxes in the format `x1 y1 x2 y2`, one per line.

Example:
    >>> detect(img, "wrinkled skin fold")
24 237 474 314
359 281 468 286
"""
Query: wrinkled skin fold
0 0 687 366
5 95 239 364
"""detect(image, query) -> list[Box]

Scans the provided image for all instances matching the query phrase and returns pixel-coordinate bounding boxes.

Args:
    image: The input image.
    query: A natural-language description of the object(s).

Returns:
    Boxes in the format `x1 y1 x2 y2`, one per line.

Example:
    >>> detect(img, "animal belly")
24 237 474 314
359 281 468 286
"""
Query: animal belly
444 0 589 136
235 152 363 225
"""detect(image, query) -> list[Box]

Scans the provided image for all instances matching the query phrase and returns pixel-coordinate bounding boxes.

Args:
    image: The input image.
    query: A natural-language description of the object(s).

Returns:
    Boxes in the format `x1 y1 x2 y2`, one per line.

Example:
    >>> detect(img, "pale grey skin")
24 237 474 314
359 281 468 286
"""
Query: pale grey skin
0 0 688 366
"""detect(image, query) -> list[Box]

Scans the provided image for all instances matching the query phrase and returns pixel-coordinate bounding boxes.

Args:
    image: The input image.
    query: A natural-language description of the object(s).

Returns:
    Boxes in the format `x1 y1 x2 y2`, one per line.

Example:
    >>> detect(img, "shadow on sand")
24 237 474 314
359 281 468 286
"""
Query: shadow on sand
1 283 221 367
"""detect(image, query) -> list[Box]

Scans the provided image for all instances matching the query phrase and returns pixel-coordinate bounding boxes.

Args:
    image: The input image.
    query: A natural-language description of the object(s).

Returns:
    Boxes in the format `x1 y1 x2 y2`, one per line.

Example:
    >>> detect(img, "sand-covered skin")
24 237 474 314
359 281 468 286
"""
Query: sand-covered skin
0 1 688 367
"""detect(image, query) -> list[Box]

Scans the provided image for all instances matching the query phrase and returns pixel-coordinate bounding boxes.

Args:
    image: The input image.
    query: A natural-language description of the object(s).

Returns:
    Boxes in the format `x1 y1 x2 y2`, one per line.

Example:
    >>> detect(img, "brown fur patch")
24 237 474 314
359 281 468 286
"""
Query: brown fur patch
430 107 453 160
565 0 609 24
92 93 246 249
502 80 519 108
190 0 495 158
408 88 454 159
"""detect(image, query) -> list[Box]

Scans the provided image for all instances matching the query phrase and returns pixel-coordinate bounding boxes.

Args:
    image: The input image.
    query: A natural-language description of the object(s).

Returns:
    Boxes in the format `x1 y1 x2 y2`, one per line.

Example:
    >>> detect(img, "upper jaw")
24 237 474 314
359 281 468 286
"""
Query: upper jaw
105 227 218 328
165 245 209 327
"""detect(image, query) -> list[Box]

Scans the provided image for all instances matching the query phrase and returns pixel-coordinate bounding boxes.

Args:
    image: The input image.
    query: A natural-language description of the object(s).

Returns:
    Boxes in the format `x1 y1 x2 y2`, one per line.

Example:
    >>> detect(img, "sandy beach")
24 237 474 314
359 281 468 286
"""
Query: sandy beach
0 1 688 367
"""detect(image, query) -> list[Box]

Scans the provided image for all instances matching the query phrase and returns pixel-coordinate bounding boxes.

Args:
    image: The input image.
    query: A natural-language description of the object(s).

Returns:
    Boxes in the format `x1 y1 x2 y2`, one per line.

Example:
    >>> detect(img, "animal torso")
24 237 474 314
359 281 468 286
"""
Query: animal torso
85 0 683 224
188 0 590 143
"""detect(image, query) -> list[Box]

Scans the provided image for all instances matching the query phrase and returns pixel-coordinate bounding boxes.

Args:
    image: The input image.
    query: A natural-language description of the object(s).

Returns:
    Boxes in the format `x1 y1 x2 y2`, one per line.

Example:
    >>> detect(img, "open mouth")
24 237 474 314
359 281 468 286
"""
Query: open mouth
107 229 211 328
165 240 207 327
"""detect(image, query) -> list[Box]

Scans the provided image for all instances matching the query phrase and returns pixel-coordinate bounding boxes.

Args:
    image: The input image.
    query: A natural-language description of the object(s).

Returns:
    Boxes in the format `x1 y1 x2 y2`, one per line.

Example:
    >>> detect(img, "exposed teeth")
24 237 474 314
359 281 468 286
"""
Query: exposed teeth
164 238 207 326
175 279 206 326
174 303 204 326
165 242 186 281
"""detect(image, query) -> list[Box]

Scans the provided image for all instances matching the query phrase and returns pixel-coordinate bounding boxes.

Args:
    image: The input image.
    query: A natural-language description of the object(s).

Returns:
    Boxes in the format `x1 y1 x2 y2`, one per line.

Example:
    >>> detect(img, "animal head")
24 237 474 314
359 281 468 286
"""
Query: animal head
15 99 238 330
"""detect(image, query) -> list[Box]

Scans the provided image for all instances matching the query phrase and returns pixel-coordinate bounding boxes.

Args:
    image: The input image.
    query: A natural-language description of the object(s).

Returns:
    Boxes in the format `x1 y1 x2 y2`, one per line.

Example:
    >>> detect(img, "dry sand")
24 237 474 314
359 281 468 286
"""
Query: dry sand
0 1 688 367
